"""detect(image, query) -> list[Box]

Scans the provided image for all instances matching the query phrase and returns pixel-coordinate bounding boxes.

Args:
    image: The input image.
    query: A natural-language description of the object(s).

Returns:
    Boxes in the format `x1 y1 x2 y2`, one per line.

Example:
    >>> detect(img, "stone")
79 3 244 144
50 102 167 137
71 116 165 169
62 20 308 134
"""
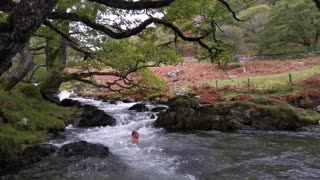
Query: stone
316 105 320 113
77 105 116 127
151 107 168 112
128 103 149 112
59 98 81 107
57 141 109 158
109 100 117 104
150 114 156 119
46 132 67 141
229 75 238 80
167 69 184 78
69 93 78 98
167 96 199 110
21 144 58 161
122 97 135 103
154 97 320 132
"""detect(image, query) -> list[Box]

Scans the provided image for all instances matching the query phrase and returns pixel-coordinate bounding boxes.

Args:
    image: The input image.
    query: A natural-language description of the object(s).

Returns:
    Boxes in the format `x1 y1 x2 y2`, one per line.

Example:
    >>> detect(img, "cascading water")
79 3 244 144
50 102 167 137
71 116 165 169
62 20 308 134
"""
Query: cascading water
3 90 320 180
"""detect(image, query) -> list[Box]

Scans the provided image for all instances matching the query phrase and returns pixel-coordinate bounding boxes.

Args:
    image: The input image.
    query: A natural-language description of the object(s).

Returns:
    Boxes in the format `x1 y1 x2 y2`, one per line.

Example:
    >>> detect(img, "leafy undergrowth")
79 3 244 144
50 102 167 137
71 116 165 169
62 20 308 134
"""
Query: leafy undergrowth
0 83 75 160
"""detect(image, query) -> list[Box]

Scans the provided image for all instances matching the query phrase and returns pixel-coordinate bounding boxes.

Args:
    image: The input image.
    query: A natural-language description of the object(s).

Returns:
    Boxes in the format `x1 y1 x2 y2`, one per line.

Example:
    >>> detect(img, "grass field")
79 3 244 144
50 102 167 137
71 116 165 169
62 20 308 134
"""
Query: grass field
211 66 320 89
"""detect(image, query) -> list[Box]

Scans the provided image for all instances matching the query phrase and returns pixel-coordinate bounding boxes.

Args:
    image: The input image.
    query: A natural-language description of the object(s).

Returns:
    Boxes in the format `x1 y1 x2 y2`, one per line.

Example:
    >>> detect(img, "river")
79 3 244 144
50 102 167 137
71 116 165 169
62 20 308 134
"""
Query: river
3 91 320 180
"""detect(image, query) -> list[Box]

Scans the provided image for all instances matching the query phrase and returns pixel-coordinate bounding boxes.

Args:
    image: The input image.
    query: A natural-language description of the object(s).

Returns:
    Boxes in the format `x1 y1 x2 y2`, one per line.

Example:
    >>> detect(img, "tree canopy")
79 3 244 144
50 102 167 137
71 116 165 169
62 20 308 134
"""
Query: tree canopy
1 0 320 99
0 0 240 100
257 0 320 53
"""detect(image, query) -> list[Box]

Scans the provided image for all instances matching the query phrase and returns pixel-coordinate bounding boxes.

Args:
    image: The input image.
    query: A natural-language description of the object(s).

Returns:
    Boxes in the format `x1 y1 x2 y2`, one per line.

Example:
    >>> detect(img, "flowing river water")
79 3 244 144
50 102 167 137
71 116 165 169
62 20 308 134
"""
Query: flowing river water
4 91 320 180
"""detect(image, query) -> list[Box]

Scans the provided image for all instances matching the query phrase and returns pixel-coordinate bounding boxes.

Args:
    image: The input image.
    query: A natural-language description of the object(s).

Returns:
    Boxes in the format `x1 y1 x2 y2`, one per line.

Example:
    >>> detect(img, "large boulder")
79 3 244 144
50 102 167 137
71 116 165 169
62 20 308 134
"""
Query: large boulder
77 106 116 127
57 141 109 158
59 98 81 107
128 103 149 112
167 96 199 110
154 97 320 131
20 144 58 164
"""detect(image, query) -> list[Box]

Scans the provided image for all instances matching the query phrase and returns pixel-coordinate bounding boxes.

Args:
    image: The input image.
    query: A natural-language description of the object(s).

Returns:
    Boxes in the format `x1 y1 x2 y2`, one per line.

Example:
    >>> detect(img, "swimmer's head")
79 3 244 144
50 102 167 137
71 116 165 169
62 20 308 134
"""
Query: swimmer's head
132 130 139 139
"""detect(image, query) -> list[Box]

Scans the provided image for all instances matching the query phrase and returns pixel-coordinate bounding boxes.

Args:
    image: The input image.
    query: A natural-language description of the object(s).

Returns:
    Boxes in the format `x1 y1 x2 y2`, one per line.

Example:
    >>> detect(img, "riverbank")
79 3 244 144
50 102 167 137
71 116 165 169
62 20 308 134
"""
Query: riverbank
0 83 76 174
3 94 320 179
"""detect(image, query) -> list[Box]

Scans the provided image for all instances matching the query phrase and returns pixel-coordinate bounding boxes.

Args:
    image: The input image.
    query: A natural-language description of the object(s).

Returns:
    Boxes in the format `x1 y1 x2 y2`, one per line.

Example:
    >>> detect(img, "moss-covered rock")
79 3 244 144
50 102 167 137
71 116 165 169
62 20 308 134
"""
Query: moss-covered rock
167 96 199 110
154 97 320 131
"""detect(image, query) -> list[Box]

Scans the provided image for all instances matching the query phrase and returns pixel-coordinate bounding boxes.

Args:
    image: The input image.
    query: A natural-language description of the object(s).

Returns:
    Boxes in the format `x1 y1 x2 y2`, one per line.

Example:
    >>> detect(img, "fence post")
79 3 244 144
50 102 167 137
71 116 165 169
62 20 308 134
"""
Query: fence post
289 73 292 85
247 78 250 88
216 80 218 89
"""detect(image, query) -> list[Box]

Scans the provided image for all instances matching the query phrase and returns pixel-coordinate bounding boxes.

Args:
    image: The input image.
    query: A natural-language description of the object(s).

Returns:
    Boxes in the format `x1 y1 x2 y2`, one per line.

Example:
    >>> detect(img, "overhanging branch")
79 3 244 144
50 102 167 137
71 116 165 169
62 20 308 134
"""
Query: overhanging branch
87 0 175 10
217 0 241 21
48 12 218 53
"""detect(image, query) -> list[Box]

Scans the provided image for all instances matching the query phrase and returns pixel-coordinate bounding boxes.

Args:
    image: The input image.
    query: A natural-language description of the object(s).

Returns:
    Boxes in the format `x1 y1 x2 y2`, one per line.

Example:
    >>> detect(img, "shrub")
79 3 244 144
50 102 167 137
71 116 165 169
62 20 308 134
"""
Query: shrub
15 83 41 98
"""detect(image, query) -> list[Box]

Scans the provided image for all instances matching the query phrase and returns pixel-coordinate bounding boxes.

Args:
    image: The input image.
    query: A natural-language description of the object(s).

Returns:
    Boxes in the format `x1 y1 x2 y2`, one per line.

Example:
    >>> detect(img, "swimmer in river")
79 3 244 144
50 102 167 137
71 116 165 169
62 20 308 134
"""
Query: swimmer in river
132 130 139 144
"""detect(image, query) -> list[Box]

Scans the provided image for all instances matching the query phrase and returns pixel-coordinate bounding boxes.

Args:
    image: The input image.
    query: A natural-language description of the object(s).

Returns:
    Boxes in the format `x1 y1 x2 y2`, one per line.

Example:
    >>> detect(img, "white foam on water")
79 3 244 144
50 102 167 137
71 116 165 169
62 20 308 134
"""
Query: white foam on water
57 96 186 179
57 90 72 101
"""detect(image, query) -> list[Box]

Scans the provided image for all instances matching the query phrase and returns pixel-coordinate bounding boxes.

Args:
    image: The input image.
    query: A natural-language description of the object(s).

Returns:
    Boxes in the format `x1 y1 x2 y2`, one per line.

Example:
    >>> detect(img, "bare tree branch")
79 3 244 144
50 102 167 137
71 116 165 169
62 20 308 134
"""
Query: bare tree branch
217 0 241 21
48 12 220 53
30 46 46 51
25 64 46 83
43 20 78 45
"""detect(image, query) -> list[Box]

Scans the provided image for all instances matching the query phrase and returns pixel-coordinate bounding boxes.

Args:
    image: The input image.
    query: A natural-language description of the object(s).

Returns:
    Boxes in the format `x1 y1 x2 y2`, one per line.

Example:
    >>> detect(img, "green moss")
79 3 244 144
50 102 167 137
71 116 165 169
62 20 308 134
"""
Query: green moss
211 99 319 130
147 93 167 101
0 84 75 160
167 96 199 109
0 124 45 160
15 83 42 99
254 99 319 129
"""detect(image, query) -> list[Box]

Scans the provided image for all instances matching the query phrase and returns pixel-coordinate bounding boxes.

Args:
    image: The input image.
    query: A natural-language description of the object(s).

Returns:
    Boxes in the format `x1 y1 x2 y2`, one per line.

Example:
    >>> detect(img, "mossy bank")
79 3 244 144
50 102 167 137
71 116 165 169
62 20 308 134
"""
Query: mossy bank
154 96 320 131
0 83 75 162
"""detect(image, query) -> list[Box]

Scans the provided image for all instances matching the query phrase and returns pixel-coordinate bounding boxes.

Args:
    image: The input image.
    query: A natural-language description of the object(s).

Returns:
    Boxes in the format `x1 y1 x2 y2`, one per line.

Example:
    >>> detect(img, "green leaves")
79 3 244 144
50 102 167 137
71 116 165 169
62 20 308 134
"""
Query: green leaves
257 0 320 53
97 38 181 71
238 4 270 20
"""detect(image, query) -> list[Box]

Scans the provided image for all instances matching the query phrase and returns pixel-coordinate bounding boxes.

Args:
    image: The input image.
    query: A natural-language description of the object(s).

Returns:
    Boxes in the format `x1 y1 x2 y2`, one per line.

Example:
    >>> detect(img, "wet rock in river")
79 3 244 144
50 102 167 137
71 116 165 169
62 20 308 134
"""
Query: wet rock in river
151 107 168 112
128 103 149 112
150 114 156 119
122 97 135 103
59 98 81 107
57 141 109 158
154 96 320 131
77 105 116 127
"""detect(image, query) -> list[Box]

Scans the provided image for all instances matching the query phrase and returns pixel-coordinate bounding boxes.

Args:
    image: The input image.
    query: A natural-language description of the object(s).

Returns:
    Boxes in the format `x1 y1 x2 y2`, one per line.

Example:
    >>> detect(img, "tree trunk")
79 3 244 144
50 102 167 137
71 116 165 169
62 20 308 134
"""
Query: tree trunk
40 69 66 103
313 32 319 51
40 36 68 103
4 45 34 90
0 0 58 75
